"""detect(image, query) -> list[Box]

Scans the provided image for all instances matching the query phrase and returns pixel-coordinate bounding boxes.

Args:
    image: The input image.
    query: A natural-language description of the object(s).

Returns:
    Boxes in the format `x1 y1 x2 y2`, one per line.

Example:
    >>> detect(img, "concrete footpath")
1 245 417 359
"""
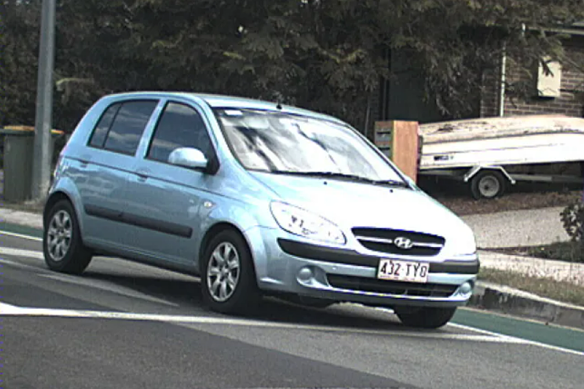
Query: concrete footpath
1 205 583 330
0 207 43 229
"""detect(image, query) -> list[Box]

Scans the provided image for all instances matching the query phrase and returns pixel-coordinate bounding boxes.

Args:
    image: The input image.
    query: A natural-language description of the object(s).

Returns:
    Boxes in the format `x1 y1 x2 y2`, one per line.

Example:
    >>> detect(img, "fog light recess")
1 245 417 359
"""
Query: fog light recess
459 282 472 295
297 267 314 283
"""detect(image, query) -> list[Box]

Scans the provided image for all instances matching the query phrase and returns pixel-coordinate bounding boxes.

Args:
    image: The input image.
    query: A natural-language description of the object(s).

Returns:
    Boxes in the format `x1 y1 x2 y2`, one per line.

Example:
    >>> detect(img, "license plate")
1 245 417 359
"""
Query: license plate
377 259 429 283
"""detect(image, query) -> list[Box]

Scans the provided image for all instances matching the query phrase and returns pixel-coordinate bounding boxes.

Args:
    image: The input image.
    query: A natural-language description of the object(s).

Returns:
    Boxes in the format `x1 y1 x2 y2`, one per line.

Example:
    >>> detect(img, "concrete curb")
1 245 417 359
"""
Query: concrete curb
470 282 584 330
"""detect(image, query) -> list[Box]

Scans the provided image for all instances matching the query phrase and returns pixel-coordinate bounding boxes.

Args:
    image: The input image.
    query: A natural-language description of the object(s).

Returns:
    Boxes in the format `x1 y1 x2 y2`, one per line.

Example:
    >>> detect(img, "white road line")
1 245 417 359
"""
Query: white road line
0 247 44 260
447 322 523 339
0 230 42 242
376 305 584 358
38 273 179 307
0 301 523 343
448 322 584 358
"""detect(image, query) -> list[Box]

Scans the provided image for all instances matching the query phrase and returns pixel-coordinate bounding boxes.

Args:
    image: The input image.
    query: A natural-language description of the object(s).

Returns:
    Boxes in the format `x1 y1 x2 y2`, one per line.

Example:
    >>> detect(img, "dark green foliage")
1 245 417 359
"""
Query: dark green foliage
1 0 584 133
561 199 584 243
1 0 41 128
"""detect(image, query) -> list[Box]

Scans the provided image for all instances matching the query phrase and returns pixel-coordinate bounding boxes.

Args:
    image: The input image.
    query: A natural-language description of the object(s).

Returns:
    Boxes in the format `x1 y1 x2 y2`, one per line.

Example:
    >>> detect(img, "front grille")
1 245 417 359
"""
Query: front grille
352 227 445 256
327 274 457 298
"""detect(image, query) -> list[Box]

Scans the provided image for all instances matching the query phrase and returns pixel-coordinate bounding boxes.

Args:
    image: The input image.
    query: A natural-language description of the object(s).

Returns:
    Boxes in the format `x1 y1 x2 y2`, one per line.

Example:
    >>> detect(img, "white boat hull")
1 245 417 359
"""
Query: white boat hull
418 115 584 171
420 132 584 170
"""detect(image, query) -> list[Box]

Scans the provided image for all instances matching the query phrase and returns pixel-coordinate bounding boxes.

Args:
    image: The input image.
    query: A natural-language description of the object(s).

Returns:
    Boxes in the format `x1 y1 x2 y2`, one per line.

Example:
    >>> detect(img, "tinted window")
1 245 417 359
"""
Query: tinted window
89 103 121 148
103 100 158 155
147 102 212 162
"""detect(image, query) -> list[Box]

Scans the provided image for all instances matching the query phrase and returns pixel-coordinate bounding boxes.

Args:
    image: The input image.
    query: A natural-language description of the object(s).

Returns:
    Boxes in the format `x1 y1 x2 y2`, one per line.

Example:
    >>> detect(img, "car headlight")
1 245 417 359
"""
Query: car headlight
457 228 477 256
270 202 346 245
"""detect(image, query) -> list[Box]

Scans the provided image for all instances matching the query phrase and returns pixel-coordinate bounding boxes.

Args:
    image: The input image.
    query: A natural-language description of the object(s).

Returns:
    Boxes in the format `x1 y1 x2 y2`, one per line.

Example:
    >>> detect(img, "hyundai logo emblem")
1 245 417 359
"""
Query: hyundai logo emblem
394 237 414 250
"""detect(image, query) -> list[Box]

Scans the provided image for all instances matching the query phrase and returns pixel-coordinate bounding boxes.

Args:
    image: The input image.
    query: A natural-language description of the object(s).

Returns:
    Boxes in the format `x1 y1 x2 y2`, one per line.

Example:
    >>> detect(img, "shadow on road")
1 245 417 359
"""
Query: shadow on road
80 270 420 332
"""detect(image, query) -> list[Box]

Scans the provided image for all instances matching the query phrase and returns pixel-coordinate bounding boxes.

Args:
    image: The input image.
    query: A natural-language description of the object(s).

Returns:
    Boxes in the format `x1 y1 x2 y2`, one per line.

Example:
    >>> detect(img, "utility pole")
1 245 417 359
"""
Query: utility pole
31 0 57 202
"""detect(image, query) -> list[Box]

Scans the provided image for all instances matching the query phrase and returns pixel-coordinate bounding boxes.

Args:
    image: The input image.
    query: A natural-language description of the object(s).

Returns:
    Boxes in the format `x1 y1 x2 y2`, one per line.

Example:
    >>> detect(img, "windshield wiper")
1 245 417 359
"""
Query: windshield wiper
269 171 411 188
369 179 411 188
271 171 365 180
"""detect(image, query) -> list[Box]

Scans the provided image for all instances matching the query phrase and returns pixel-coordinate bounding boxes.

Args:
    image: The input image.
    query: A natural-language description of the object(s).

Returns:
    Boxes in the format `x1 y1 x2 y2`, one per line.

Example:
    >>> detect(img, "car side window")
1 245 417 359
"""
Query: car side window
88 103 121 148
92 100 158 155
147 102 213 163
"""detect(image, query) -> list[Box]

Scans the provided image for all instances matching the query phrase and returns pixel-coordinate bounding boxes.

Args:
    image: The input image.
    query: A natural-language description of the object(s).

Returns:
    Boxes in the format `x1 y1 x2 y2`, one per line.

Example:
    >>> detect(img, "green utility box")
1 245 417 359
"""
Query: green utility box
0 127 63 203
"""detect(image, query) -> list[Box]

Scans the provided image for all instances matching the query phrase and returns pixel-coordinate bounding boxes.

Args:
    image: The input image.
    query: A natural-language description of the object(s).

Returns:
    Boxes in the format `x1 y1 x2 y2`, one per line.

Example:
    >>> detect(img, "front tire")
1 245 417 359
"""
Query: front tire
43 200 93 274
395 307 457 329
201 230 260 314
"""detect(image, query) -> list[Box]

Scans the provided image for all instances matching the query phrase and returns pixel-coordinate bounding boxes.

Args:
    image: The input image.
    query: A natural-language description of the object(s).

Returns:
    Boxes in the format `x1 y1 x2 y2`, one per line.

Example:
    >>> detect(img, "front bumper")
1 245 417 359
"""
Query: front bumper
247 226 479 309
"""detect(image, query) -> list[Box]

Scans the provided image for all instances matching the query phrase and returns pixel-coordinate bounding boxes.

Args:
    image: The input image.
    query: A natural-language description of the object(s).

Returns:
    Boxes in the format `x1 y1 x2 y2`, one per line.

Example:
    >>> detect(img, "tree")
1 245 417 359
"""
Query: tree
1 0 584 133
0 0 42 128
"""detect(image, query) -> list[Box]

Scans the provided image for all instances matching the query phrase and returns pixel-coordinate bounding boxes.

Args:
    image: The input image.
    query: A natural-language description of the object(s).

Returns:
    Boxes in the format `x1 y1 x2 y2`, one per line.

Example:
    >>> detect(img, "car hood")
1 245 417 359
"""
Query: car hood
250 172 476 254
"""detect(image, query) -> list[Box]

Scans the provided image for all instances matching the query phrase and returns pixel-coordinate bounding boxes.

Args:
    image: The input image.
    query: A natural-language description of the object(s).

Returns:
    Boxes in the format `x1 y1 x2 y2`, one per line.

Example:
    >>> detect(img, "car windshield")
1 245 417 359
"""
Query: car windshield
214 108 405 183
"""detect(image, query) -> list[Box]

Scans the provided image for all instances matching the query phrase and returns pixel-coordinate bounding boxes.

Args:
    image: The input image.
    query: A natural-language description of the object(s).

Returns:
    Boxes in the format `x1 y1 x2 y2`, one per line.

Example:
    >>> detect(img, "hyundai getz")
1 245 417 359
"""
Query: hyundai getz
44 92 479 328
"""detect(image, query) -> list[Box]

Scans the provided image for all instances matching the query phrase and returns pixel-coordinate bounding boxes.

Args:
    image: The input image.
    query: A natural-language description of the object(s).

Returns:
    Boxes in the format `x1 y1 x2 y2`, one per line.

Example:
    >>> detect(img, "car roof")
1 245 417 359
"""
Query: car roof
104 91 345 124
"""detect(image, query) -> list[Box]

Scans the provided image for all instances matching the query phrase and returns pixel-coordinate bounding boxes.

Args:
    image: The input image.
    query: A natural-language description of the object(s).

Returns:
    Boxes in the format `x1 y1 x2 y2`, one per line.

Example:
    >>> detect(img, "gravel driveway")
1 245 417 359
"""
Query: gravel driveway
462 206 569 249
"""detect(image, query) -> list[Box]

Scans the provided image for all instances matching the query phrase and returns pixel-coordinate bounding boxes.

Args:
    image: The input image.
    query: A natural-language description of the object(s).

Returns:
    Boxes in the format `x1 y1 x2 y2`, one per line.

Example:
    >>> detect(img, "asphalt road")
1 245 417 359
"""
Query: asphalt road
1 228 584 389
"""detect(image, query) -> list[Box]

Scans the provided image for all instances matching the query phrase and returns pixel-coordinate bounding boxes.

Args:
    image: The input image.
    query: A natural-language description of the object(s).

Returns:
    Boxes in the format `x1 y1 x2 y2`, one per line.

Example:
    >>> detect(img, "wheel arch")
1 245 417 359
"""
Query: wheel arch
44 183 86 236
197 222 258 279
44 191 74 228
462 165 516 185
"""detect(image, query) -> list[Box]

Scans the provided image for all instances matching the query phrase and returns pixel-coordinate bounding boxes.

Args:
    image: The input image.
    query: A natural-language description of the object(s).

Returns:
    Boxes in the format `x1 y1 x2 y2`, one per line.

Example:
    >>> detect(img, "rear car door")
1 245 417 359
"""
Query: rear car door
123 100 217 267
75 99 159 250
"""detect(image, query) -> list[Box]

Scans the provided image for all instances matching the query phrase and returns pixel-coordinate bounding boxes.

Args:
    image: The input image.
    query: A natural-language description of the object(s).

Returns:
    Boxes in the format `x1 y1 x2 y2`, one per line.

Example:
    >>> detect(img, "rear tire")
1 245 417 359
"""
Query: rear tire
201 230 261 314
43 200 93 274
395 307 457 329
470 170 506 199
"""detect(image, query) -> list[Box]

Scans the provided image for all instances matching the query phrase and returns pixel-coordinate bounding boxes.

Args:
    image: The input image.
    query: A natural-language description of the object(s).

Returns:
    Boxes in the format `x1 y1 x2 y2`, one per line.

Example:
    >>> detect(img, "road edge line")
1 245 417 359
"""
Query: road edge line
0 230 42 242
449 322 584 357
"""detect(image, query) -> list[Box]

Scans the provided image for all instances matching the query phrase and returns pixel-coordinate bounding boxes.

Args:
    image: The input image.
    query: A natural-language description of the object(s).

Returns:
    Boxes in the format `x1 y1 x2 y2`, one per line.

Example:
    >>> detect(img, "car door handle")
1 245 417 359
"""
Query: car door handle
79 159 89 168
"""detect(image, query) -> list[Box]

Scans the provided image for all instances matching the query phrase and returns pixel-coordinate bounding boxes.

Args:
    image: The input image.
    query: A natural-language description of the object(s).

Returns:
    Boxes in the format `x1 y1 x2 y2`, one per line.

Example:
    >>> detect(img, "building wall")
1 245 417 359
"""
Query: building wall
480 67 501 117
481 40 584 118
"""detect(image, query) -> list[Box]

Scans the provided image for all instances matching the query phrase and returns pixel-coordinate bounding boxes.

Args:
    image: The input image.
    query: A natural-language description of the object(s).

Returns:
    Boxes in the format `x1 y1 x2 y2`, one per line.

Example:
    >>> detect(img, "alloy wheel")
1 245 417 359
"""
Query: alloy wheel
206 242 241 302
47 210 73 262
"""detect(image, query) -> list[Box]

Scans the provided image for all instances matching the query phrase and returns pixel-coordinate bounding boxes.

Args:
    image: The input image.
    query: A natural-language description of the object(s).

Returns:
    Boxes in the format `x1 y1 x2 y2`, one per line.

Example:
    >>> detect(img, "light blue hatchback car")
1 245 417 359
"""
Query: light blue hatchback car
44 92 479 328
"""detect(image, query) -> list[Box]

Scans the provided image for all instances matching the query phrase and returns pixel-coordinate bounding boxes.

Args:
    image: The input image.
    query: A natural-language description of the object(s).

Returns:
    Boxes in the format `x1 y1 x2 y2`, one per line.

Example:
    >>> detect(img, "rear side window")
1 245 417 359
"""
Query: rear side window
104 101 158 155
88 100 158 155
147 102 213 162
89 103 121 148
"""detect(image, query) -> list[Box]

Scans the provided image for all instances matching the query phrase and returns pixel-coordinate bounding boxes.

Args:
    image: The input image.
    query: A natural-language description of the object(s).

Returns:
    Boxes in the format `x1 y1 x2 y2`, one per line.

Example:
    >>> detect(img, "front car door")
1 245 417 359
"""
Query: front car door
122 99 218 269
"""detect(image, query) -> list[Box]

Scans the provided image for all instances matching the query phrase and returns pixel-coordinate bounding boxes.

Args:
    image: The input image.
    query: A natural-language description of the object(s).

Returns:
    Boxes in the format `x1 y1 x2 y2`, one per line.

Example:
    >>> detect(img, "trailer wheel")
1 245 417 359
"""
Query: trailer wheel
470 170 507 199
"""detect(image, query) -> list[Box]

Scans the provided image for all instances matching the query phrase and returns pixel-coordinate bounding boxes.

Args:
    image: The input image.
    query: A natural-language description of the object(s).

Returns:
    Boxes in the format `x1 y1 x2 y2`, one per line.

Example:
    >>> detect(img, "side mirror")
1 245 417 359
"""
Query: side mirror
168 147 208 170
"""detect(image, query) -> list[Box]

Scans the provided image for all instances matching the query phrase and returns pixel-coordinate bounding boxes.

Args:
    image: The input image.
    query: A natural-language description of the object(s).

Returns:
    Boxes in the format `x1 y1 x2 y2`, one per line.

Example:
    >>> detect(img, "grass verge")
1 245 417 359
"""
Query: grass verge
479 267 584 307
